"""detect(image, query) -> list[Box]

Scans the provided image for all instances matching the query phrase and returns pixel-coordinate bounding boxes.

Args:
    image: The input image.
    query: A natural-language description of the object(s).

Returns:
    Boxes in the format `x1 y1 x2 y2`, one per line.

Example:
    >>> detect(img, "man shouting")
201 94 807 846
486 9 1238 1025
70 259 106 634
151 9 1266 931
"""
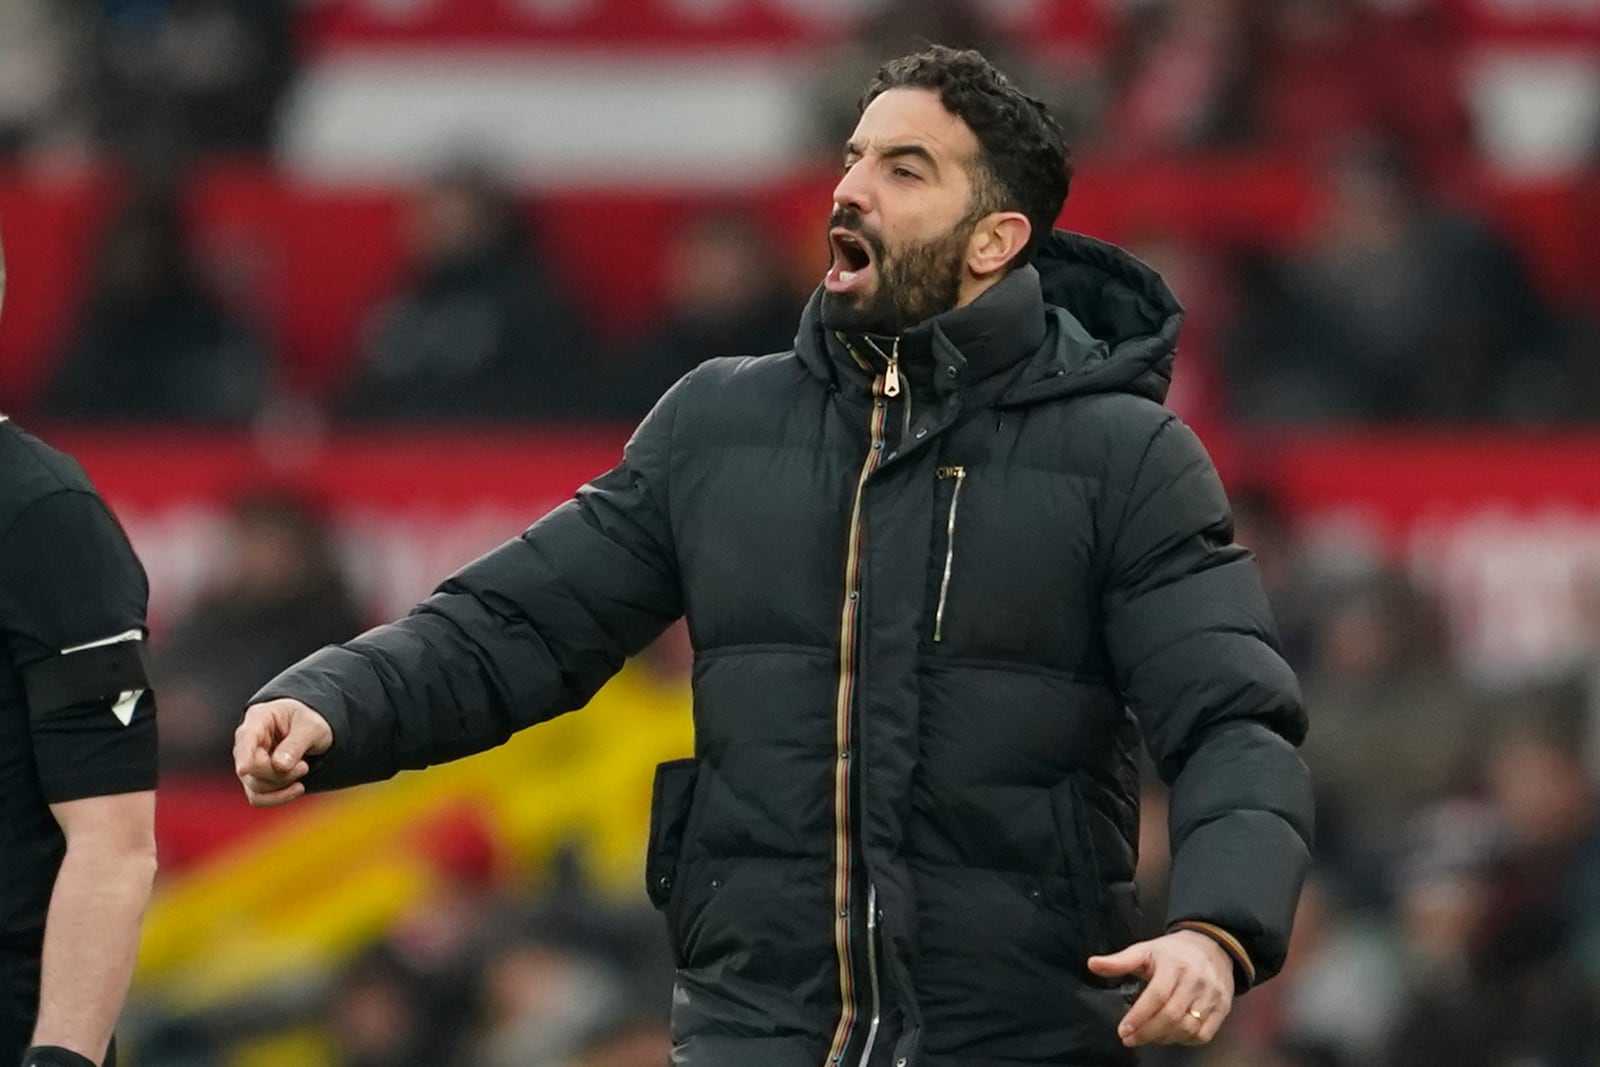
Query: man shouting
238 46 1313 1067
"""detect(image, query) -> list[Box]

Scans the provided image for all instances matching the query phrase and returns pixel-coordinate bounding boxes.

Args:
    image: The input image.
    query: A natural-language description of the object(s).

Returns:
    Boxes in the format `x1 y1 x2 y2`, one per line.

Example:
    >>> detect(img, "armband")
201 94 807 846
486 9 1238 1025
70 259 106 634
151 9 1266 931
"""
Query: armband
21 631 149 718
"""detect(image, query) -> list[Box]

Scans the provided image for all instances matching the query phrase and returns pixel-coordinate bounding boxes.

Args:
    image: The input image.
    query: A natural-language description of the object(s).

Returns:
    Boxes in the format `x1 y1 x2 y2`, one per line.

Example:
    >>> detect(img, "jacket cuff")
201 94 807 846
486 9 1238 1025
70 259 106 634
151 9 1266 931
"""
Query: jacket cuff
1169 920 1257 992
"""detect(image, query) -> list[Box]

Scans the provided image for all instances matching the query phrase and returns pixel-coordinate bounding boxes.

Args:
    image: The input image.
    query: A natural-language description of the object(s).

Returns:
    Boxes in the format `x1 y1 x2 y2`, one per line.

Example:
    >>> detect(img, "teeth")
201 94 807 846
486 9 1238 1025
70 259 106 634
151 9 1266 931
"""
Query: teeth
839 270 858 283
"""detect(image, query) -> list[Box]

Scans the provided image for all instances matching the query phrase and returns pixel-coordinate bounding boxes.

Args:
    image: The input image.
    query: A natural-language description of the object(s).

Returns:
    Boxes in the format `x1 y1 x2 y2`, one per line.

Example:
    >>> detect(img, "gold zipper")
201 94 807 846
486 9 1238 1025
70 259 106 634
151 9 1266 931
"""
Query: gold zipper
823 352 892 1065
933 465 967 643
864 335 901 398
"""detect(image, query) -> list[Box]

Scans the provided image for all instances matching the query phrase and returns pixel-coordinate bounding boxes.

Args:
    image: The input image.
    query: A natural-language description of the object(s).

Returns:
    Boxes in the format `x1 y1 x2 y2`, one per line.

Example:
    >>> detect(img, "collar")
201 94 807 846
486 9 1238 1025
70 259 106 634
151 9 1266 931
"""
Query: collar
800 265 1050 399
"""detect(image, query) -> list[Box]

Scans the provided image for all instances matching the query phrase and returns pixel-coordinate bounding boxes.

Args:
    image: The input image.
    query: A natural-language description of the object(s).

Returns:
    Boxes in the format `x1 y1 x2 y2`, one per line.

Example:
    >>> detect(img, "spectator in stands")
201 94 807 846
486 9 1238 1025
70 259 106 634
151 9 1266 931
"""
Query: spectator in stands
605 211 797 423
1379 800 1508 1067
338 163 593 423
572 1012 673 1067
1296 567 1479 890
1222 138 1567 423
0 0 94 160
312 809 515 1067
91 0 296 164
1122 227 1230 441
1575 565 1600 778
1101 0 1269 158
375 807 508 1066
1228 483 1317 671
153 490 364 775
41 188 271 424
1256 0 1470 168
1218 875 1403 1067
326 944 434 1067
1376 708 1600 1066
1477 703 1600 997
807 0 1087 154
469 927 628 1067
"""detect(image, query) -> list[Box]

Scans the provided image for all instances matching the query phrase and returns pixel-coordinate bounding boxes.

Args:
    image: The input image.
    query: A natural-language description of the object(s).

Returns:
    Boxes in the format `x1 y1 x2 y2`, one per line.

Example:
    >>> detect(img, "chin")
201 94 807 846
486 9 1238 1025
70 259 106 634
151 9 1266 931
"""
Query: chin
821 292 890 334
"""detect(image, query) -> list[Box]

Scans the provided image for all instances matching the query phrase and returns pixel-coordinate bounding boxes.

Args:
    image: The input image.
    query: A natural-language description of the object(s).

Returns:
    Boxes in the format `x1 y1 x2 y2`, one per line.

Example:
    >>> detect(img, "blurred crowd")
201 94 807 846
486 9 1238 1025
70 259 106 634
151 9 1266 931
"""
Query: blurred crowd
5 0 1600 1065
3 0 1600 426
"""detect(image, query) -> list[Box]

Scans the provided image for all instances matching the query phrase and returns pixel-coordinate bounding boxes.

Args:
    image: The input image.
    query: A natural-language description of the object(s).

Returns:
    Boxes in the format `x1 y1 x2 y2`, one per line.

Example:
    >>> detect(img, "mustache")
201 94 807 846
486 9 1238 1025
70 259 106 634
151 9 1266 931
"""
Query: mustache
828 208 887 262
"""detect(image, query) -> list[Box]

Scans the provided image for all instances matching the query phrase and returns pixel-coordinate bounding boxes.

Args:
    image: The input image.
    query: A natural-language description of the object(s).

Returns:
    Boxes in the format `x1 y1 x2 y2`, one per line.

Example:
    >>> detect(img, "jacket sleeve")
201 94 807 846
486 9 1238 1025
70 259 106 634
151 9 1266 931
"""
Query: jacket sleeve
1100 414 1312 989
251 373 693 792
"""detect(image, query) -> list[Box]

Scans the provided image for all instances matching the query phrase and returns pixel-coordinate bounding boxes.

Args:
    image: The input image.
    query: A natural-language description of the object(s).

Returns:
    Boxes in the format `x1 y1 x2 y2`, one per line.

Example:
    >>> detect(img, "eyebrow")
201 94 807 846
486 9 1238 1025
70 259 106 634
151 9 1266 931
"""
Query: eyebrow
844 141 942 176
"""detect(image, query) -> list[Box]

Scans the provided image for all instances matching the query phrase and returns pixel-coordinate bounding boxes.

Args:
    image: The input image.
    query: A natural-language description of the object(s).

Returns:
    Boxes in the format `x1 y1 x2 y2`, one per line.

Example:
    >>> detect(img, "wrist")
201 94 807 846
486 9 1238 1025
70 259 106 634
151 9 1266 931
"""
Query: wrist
22 1046 98 1067
1172 927 1232 966
1167 920 1255 991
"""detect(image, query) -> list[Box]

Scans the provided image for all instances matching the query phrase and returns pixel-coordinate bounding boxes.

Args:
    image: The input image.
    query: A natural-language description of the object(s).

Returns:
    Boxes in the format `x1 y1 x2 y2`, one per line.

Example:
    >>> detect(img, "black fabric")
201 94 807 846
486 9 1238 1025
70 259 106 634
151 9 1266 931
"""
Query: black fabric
21 643 148 720
21 1046 98 1067
0 422 156 1064
257 230 1312 1067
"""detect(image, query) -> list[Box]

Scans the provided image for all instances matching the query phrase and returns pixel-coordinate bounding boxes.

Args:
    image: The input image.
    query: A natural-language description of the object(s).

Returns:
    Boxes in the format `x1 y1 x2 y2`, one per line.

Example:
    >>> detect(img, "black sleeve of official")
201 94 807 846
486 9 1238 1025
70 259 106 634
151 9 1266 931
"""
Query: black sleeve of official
0 490 159 802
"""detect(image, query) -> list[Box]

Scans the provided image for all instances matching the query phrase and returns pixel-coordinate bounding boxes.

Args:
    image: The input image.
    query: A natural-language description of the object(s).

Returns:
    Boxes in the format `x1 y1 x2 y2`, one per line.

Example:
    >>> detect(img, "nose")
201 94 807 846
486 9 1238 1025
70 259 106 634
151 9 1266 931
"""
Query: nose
832 159 871 218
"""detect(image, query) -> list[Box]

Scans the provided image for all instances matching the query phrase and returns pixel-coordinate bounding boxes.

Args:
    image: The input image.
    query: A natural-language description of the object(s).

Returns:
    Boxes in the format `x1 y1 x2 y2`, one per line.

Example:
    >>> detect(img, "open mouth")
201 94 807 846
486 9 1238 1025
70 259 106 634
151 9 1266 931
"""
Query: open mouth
826 227 875 293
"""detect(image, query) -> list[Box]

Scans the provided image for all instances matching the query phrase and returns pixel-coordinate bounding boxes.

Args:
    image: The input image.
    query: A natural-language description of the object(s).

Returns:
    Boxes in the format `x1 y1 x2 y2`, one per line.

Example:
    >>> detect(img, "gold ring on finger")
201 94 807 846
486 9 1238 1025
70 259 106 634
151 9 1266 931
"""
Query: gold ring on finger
1187 1008 1206 1023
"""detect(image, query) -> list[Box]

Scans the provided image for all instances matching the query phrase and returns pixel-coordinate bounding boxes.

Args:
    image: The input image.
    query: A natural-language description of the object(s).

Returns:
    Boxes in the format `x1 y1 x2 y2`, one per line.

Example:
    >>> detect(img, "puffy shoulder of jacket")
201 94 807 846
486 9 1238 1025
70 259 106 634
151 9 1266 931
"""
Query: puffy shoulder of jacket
661 352 817 443
675 352 810 398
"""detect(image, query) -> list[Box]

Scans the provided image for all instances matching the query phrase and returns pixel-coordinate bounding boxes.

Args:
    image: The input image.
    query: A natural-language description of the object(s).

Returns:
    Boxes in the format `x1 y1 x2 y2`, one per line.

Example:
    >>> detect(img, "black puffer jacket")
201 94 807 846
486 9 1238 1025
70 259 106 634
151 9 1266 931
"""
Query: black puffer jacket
258 231 1313 1067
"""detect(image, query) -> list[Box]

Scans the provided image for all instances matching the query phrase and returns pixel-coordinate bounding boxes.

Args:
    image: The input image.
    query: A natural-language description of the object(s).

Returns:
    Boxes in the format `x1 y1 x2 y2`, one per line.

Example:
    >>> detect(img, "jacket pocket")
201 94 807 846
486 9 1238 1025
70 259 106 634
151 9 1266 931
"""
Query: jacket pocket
645 757 700 911
1049 777 1111 957
932 465 967 643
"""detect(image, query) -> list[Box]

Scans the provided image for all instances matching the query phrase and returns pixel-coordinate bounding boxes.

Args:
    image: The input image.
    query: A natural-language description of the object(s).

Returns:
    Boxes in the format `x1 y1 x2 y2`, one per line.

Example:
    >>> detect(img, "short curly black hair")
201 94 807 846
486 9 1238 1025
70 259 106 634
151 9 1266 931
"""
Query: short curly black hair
860 45 1071 269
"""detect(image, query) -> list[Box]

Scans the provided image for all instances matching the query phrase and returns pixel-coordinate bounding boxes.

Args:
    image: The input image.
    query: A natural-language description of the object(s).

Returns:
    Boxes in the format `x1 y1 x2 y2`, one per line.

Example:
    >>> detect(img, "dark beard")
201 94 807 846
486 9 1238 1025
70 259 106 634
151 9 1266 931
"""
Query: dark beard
820 211 976 336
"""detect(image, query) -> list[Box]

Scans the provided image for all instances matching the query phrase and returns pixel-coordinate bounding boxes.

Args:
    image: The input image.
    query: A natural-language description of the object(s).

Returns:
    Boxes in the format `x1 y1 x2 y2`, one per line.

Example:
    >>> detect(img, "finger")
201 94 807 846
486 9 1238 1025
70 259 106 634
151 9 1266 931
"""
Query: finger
272 731 311 772
1175 997 1209 1046
241 766 304 798
1166 979 1228 1047
236 732 289 783
1088 942 1153 980
233 715 279 779
240 770 293 797
245 780 305 808
1117 962 1181 1044
243 759 308 790
1195 992 1232 1045
236 743 278 784
271 709 331 771
1132 969 1207 1047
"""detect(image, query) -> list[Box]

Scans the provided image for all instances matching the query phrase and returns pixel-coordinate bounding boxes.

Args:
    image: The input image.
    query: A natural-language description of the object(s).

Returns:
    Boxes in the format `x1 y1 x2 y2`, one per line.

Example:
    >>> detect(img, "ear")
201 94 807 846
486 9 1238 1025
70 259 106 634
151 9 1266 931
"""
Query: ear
966 212 1032 279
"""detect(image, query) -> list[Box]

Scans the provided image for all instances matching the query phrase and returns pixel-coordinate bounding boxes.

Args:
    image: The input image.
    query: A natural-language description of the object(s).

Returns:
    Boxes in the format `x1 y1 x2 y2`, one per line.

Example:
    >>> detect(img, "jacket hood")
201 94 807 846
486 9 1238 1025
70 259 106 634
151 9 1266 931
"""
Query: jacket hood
794 229 1184 408
1013 229 1184 406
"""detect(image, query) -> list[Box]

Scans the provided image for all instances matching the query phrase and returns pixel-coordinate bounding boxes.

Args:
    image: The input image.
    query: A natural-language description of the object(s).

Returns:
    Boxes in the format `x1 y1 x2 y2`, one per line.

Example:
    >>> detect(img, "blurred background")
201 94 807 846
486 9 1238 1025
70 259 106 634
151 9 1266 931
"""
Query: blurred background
3 0 1600 1064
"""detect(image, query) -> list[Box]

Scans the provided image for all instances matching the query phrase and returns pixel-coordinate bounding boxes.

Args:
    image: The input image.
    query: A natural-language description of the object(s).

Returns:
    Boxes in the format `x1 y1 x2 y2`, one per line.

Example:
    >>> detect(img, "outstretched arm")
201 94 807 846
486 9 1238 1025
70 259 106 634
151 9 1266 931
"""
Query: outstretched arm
240 370 698 798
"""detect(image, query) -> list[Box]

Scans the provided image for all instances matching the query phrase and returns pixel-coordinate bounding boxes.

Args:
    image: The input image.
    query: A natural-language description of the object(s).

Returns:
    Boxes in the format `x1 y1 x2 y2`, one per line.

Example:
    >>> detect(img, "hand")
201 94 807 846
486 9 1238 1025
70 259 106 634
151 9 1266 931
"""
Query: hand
233 699 333 807
1087 929 1235 1047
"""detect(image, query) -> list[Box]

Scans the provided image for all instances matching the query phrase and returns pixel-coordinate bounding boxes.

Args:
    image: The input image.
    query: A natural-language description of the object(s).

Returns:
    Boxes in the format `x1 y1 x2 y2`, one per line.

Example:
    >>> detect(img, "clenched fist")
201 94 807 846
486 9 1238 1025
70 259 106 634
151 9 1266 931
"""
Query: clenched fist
233 698 333 807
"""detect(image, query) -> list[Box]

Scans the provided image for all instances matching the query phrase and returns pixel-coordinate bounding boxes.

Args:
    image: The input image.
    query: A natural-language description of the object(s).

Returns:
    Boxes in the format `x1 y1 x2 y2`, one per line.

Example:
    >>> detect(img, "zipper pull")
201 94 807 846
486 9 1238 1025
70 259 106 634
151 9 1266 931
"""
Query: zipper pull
883 338 901 397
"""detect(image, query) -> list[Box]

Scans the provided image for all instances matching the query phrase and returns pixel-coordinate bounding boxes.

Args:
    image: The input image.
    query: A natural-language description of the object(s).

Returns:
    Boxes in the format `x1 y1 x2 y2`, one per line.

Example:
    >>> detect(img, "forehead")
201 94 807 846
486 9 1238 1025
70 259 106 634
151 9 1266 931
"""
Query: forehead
849 87 980 166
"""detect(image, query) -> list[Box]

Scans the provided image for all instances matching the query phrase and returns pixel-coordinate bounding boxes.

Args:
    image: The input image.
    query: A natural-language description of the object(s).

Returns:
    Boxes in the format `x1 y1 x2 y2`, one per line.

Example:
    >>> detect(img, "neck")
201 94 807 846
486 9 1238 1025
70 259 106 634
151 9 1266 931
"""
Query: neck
954 268 1007 312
